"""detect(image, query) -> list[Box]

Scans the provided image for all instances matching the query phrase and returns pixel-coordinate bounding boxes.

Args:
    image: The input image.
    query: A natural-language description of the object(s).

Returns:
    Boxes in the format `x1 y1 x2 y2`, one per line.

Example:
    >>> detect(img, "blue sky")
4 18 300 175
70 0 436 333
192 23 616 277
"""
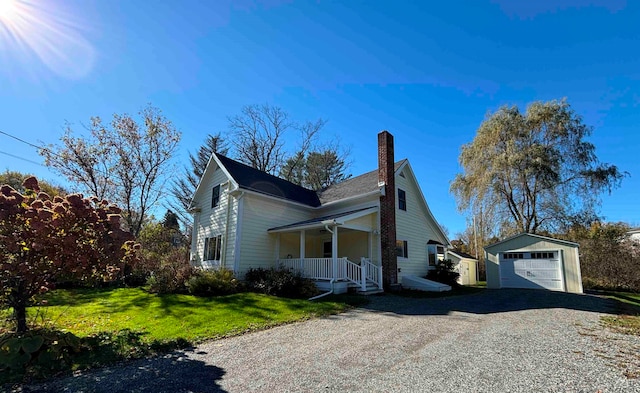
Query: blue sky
0 0 638 237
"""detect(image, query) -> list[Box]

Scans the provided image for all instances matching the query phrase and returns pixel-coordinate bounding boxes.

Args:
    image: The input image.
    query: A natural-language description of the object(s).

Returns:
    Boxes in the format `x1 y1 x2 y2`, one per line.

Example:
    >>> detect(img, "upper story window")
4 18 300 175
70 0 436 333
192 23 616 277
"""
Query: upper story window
211 185 221 208
398 188 407 211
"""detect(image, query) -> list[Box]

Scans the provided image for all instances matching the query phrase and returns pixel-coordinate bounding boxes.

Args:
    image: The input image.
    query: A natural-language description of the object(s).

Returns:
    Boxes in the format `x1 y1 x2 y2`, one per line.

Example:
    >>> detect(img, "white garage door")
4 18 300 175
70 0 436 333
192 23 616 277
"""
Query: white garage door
499 251 564 291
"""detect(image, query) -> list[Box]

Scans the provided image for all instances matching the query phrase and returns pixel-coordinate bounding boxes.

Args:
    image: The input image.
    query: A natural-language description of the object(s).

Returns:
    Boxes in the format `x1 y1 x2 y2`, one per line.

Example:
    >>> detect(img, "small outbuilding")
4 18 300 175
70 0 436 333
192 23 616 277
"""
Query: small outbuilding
448 250 478 286
484 233 583 294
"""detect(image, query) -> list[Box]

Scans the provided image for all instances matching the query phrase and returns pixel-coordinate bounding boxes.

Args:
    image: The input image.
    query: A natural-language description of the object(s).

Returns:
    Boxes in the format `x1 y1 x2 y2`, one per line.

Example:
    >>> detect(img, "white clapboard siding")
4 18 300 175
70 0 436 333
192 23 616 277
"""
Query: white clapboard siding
193 167 234 267
395 165 448 283
237 194 311 275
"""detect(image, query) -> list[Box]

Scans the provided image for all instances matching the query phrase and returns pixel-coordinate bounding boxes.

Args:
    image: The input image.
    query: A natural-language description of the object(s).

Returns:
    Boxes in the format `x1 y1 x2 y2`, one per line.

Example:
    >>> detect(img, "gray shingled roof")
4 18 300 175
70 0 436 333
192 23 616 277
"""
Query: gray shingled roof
268 207 376 231
450 249 477 259
216 153 321 207
317 160 407 204
216 153 407 208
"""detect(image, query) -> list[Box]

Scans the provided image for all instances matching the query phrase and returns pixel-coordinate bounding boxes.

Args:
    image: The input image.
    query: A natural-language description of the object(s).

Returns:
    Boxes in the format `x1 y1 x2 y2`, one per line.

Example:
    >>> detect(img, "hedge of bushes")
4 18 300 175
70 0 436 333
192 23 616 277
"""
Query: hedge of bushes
244 267 319 298
186 269 243 296
143 260 319 299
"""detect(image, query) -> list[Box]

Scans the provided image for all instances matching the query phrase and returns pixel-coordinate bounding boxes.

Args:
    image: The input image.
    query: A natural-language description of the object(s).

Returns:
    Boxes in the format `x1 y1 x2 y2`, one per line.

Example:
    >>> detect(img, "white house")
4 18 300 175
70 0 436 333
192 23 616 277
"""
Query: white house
628 228 640 243
189 131 450 293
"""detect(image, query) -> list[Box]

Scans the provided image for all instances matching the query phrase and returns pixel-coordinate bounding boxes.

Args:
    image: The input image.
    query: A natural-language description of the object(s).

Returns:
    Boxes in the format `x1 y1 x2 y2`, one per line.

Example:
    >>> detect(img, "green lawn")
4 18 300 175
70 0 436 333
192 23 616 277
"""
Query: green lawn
0 287 358 384
3 287 354 343
599 291 640 336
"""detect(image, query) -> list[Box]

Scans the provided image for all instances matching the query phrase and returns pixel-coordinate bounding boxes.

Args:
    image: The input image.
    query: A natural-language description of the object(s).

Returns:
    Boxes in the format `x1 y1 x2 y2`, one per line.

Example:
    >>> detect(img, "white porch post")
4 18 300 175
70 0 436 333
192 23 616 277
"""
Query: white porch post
332 226 338 279
275 234 280 263
300 230 306 274
361 257 367 291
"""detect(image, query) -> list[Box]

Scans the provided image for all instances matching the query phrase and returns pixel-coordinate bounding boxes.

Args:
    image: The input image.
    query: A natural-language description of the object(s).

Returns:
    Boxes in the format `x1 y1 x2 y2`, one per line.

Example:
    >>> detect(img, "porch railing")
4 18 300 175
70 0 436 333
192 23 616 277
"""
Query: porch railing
279 257 335 280
278 257 383 291
361 257 383 290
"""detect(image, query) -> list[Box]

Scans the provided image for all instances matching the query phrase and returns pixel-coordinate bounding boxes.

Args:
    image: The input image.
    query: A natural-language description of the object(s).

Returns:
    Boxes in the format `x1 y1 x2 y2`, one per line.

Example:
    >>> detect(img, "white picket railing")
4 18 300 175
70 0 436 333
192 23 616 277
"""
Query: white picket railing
343 258 362 287
279 258 334 280
361 257 383 290
278 257 383 291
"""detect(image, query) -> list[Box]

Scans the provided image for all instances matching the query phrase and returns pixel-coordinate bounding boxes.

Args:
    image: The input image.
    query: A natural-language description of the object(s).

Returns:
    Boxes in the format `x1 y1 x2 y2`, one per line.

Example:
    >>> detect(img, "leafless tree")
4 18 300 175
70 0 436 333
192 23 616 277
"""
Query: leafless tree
167 133 228 229
229 104 331 177
228 104 291 174
40 105 181 237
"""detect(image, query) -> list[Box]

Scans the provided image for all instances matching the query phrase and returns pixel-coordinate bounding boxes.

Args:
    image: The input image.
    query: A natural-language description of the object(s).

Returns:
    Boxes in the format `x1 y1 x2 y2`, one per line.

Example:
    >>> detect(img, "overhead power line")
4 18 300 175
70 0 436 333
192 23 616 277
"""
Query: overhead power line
0 150 46 167
0 129 44 150
0 128 113 188
0 129 68 163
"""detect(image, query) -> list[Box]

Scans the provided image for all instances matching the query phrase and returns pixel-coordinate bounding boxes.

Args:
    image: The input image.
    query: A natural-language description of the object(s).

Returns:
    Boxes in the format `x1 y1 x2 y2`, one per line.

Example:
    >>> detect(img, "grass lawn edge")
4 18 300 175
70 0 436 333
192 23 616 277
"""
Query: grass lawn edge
0 288 364 386
587 289 640 336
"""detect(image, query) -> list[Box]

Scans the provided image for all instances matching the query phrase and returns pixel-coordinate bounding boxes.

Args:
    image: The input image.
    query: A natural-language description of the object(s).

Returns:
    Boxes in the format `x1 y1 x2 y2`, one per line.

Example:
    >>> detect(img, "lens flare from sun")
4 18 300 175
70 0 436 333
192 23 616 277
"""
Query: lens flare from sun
0 0 96 80
0 0 20 21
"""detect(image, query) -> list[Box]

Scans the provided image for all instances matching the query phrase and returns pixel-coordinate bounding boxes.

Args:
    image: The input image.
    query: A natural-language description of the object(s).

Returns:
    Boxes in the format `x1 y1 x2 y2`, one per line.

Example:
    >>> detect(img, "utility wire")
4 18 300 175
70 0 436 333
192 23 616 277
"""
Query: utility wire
0 129 51 166
0 128 117 193
0 129 44 150
0 150 46 166
0 128 68 163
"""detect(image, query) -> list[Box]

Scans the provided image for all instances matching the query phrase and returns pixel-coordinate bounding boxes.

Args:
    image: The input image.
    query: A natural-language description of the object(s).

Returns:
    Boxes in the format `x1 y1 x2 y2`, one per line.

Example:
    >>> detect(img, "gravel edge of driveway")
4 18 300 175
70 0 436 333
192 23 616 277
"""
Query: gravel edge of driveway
6 289 640 393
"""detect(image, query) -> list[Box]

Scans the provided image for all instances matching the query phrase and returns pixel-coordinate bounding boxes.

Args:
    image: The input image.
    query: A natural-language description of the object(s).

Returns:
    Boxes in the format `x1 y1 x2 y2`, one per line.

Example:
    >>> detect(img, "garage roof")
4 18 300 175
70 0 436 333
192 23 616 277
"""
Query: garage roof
449 250 477 260
484 233 579 251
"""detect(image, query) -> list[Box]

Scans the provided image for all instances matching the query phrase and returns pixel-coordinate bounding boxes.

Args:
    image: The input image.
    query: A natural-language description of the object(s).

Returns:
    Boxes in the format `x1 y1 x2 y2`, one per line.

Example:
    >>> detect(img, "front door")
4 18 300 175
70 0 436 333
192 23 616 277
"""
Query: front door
323 240 332 258
459 261 470 285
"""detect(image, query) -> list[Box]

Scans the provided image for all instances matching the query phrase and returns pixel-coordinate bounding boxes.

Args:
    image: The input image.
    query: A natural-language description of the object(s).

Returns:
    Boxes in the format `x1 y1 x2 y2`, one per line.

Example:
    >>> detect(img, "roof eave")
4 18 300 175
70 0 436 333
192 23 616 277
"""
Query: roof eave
484 232 579 251
268 222 328 233
239 187 318 209
190 153 239 209
448 250 478 260
318 189 382 208
268 206 379 233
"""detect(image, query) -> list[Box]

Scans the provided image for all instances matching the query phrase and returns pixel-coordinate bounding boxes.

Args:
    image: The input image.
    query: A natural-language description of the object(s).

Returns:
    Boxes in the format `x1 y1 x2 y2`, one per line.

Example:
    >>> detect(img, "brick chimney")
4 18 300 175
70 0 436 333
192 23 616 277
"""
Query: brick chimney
378 130 398 290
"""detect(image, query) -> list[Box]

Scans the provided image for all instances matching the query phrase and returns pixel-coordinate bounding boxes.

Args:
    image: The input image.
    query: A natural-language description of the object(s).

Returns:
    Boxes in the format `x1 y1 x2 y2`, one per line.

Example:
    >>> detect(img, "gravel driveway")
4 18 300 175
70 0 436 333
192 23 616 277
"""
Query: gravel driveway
14 289 640 393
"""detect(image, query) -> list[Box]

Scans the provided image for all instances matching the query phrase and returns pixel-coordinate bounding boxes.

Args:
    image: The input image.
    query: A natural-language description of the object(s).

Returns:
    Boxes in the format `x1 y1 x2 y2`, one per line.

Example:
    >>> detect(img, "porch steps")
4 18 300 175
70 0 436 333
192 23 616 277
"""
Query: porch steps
357 288 384 295
353 282 384 295
315 280 383 295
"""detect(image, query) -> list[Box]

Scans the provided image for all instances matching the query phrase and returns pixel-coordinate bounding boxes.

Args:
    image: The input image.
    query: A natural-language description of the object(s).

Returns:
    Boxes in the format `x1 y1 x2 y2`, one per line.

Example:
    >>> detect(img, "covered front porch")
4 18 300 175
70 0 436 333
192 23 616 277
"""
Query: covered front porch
268 207 383 293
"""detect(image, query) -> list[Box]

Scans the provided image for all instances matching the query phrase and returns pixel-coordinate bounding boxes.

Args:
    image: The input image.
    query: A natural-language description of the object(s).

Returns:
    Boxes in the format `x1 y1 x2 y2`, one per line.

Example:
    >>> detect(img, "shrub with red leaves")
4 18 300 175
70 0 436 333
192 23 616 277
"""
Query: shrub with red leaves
0 177 137 332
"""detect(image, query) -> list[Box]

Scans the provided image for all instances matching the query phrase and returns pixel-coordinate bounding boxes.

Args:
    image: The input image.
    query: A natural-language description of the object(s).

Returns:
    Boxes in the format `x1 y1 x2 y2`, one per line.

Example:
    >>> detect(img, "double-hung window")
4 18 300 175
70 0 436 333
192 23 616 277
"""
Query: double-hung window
396 240 408 258
211 185 221 208
398 189 407 211
204 235 222 261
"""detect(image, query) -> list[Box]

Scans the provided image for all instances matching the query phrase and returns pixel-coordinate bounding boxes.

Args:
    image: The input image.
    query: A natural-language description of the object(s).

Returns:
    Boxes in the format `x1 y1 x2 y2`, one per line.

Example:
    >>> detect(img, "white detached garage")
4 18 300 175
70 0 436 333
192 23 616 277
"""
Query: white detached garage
484 233 583 294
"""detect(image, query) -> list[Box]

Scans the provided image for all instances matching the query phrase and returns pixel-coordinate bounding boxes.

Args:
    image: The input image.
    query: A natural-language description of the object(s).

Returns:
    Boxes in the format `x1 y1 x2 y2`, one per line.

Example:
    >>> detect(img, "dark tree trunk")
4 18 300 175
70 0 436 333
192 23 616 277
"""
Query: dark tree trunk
14 300 28 333
10 280 29 333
